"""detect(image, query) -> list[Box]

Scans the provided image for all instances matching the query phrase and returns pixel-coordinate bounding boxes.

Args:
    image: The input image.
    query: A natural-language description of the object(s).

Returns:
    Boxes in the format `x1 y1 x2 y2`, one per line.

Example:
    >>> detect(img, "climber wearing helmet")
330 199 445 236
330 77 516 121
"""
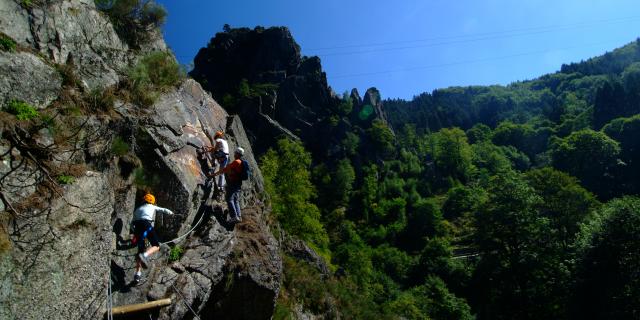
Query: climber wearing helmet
211 147 246 223
204 131 229 195
130 193 174 283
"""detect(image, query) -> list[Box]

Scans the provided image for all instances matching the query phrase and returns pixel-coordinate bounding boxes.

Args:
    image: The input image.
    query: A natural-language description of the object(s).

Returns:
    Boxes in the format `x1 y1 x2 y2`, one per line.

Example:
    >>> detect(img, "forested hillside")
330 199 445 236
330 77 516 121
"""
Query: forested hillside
192 27 640 319
272 42 640 319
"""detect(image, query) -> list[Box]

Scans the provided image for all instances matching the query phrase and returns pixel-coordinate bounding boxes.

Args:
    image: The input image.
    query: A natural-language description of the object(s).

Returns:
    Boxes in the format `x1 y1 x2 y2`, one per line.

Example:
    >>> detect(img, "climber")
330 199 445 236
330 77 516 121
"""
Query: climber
203 131 229 194
130 193 174 283
210 147 245 223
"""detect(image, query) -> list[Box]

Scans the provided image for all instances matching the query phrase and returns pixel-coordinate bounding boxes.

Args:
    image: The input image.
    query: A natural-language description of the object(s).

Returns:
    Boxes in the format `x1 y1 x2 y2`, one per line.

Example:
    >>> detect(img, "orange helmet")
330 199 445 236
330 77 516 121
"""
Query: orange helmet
214 131 224 139
143 193 156 204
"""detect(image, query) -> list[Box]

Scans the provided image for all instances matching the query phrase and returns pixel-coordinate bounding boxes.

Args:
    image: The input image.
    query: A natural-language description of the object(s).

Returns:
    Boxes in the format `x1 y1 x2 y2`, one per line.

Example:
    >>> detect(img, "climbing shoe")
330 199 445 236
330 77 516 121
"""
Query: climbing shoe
138 253 150 269
133 273 141 284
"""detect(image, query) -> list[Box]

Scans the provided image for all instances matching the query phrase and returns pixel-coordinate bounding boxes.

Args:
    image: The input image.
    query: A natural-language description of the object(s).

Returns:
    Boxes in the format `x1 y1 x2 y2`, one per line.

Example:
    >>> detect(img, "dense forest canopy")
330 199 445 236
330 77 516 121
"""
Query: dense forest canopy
195 27 640 319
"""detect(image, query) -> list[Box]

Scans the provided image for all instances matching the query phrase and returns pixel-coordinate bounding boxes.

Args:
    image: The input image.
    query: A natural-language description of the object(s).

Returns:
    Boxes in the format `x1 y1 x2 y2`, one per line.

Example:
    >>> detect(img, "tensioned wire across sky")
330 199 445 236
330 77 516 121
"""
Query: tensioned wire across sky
157 0 640 100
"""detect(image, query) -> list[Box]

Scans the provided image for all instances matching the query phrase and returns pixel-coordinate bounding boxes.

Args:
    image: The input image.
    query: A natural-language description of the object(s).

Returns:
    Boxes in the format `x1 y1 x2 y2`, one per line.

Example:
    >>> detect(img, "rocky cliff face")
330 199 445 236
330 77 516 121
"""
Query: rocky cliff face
0 1 280 319
190 26 391 159
108 80 280 320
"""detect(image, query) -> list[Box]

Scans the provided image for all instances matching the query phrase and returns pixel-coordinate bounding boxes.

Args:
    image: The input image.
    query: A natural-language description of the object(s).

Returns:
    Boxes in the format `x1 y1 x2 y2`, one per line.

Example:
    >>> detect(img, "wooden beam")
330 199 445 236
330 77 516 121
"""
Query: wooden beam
110 298 172 315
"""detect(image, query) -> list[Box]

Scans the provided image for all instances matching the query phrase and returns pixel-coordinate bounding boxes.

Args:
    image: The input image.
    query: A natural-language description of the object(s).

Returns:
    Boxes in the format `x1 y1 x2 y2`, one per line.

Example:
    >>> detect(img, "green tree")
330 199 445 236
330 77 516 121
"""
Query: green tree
337 91 354 116
387 276 473 320
492 121 551 159
525 167 598 250
371 244 414 283
261 138 329 253
572 197 640 319
466 123 492 144
551 129 620 198
442 185 487 220
433 128 474 182
366 119 395 157
341 132 360 157
398 124 419 151
603 114 640 194
471 142 513 177
332 158 356 207
473 171 566 320
333 221 374 287
358 165 379 223
401 198 444 251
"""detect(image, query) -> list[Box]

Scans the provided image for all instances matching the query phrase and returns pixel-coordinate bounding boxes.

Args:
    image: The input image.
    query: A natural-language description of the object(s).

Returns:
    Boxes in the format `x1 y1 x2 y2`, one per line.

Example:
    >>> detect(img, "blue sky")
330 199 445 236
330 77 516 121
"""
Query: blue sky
156 0 640 99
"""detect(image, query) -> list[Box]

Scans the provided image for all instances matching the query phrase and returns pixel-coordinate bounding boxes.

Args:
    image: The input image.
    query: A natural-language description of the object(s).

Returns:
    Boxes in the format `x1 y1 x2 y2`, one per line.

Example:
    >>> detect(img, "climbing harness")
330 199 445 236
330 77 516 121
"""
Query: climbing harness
132 225 154 245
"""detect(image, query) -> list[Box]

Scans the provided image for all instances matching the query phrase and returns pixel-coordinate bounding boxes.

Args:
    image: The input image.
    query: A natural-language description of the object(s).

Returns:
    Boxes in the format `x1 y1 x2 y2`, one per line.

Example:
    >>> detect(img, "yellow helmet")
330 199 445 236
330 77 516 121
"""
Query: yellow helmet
143 193 156 205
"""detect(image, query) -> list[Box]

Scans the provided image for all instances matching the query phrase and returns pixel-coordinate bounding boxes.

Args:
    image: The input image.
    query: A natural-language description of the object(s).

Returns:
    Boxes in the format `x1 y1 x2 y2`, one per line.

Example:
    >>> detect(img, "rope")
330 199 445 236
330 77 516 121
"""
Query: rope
160 210 207 246
171 282 202 320
106 258 113 320
108 272 113 320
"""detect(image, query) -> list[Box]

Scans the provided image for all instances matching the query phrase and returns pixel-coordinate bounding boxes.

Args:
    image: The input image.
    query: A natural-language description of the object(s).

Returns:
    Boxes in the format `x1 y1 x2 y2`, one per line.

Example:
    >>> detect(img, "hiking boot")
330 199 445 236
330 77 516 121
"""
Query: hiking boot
138 253 150 269
133 273 141 284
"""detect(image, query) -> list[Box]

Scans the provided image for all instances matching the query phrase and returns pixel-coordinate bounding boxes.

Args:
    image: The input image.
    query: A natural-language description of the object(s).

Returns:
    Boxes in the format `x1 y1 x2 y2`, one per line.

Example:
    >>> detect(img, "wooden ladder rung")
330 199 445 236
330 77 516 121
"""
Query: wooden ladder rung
110 298 172 315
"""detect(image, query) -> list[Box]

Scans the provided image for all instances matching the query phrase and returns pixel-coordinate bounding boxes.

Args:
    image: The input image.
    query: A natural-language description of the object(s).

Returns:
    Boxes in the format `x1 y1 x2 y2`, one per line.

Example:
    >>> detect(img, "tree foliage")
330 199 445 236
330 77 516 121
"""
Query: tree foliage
572 197 640 319
261 138 329 253
551 129 620 198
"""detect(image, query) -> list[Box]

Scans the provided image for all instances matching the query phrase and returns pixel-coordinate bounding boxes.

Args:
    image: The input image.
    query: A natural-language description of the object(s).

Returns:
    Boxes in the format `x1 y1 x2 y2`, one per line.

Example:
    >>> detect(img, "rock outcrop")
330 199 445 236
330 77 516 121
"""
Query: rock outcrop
0 0 165 91
190 26 392 160
109 80 280 320
0 2 281 319
0 171 114 320
0 51 62 108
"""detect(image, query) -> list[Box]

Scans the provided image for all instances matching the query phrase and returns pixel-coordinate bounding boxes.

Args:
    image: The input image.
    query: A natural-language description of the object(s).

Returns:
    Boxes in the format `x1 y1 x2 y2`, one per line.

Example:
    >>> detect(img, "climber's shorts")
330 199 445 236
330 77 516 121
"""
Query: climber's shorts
132 219 159 253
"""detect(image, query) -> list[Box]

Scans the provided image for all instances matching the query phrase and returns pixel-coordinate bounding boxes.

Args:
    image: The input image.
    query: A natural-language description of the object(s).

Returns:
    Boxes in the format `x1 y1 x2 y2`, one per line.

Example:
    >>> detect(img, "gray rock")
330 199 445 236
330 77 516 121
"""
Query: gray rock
350 88 362 106
0 0 167 90
203 207 282 320
0 143 41 208
0 3 282 318
26 0 130 89
362 87 390 127
108 79 281 319
283 237 330 277
0 171 114 319
0 0 32 46
0 51 61 109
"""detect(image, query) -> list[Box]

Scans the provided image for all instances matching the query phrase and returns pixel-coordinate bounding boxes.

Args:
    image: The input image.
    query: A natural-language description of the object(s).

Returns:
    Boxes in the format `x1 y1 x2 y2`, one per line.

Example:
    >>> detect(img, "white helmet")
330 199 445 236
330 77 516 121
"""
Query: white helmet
235 147 245 156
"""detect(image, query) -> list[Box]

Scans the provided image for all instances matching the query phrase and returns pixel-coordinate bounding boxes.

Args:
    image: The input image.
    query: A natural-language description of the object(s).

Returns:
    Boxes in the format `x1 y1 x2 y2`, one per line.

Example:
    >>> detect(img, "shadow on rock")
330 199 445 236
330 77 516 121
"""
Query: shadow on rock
210 204 237 231
110 260 133 293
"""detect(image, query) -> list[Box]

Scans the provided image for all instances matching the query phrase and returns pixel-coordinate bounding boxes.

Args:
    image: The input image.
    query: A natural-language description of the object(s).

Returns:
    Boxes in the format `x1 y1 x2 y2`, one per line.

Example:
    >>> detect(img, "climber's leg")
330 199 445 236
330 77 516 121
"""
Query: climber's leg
225 183 241 222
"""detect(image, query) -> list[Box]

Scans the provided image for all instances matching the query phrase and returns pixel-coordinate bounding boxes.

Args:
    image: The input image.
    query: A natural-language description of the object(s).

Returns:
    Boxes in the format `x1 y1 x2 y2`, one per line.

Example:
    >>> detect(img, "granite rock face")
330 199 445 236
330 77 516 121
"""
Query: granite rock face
0 2 281 319
0 171 114 320
0 0 165 90
0 51 62 108
108 79 281 320
1 76 281 320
